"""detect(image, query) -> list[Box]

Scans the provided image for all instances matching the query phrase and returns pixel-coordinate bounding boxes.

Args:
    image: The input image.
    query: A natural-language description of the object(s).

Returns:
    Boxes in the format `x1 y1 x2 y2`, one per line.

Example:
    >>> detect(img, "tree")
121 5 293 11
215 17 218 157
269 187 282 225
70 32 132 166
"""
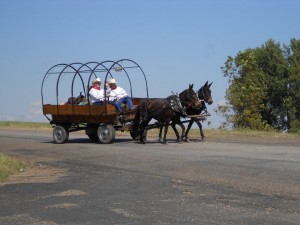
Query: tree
219 38 300 132
284 38 300 132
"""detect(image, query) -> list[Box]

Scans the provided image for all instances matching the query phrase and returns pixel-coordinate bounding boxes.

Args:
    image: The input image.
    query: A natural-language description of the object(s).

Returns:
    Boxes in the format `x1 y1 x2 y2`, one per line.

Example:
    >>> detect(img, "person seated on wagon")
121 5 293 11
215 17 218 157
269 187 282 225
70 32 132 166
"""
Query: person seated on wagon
106 78 134 111
89 77 104 105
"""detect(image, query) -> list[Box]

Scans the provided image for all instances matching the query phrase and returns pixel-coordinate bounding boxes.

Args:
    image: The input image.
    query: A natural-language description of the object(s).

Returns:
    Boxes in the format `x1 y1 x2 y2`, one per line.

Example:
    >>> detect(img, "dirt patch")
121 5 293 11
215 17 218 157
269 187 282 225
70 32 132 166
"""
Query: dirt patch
47 189 86 197
0 214 59 225
45 203 78 209
1 163 69 185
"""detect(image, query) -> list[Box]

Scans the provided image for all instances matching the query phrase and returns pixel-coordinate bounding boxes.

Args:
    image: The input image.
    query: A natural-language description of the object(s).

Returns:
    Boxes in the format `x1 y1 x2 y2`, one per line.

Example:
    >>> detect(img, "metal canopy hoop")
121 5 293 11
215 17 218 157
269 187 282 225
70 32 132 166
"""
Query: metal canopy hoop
41 59 149 121
104 59 149 98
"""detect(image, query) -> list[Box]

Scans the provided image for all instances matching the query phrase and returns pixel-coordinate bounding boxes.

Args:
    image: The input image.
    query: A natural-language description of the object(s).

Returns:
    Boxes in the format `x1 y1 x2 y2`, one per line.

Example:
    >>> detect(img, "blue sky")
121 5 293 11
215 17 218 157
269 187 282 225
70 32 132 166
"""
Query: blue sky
1 0 299 128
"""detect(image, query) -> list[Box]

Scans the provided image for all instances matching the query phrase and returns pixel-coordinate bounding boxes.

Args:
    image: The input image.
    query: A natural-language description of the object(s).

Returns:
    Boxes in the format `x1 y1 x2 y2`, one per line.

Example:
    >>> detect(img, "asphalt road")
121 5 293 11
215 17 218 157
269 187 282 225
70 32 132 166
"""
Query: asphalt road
0 128 299 225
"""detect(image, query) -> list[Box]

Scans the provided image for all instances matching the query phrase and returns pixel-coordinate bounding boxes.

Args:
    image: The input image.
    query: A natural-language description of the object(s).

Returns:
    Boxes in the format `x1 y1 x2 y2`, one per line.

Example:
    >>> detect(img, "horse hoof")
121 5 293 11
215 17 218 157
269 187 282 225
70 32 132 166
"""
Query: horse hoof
161 141 168 144
184 138 190 143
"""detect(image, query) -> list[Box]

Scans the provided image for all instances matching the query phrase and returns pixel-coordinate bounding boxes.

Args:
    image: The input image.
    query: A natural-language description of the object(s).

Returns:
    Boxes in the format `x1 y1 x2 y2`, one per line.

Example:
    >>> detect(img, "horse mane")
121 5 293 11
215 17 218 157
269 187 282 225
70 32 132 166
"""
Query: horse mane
166 94 185 115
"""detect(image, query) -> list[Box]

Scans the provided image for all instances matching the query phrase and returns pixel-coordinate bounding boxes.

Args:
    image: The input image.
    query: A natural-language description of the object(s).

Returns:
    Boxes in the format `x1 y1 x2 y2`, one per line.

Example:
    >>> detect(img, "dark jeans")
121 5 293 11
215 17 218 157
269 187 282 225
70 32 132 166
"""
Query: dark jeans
93 101 103 105
114 97 134 111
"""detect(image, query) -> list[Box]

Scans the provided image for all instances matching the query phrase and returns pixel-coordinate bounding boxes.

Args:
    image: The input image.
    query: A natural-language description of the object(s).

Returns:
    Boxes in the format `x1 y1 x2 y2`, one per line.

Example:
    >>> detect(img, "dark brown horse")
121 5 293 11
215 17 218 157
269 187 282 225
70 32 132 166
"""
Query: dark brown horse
135 84 201 143
132 94 186 144
156 85 202 143
184 81 213 141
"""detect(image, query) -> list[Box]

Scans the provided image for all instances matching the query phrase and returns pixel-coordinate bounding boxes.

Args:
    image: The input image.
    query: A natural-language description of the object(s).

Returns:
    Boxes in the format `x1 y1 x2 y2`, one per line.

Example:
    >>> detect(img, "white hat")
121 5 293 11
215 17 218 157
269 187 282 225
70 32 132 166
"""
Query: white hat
92 78 101 84
108 78 117 84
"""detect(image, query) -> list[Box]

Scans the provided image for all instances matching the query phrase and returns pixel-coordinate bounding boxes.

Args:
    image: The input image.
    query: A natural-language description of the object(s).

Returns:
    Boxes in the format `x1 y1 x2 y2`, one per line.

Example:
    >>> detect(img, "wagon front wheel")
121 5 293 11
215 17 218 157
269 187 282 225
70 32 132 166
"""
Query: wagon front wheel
97 124 115 144
53 125 69 144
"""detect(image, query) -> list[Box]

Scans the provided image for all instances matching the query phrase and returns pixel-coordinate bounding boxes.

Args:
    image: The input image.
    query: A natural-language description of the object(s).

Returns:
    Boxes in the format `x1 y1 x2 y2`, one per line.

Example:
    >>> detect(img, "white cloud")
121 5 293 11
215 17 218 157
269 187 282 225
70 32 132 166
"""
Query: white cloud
30 100 42 107
25 100 46 122
216 99 227 106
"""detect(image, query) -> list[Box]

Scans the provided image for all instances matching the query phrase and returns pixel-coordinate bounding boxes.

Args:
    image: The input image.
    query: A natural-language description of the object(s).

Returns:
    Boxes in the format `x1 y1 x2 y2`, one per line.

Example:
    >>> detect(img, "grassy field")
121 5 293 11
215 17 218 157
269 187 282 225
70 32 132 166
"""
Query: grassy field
0 121 52 129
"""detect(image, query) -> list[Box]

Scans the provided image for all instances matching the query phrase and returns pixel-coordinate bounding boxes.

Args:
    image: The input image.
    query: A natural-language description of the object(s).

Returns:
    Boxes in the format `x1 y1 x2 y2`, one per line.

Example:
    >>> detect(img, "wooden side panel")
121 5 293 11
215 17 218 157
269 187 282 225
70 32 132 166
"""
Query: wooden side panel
42 99 140 124
43 104 118 116
51 115 118 124
43 105 59 115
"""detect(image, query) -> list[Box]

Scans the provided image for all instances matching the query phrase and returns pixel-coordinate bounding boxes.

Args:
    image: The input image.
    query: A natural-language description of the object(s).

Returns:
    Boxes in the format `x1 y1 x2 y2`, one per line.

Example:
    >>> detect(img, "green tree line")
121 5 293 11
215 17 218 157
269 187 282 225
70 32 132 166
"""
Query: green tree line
217 38 300 133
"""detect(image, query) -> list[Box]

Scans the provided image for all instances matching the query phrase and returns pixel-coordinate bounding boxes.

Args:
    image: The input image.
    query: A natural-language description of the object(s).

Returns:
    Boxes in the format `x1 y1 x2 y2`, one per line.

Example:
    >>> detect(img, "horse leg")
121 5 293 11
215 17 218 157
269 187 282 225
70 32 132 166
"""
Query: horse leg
158 124 163 142
184 119 194 142
139 123 145 144
139 117 150 144
171 122 180 143
195 119 205 140
177 121 185 143
162 119 170 144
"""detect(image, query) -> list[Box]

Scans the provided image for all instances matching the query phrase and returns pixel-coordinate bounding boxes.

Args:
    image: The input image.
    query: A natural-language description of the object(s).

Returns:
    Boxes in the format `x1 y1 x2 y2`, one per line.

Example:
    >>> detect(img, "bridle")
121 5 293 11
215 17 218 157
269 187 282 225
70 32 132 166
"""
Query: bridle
199 86 210 102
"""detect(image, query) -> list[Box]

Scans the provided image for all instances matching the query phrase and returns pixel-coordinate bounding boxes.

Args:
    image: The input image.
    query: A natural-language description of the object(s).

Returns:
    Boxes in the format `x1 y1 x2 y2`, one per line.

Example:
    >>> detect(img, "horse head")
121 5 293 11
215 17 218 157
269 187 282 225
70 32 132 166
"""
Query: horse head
198 81 213 105
179 84 202 110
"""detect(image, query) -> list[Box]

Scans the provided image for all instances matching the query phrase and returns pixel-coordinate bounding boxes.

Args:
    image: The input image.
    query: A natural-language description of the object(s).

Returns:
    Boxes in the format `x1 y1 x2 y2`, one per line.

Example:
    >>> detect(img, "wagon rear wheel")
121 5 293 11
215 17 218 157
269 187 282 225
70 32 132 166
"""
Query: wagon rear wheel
53 125 69 144
97 124 115 144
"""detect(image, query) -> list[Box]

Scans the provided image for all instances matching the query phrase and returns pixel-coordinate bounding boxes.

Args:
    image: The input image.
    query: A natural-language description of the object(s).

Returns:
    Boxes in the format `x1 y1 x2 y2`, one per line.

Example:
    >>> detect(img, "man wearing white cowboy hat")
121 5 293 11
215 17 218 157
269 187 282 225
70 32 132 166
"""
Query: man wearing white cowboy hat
106 78 134 111
89 77 104 105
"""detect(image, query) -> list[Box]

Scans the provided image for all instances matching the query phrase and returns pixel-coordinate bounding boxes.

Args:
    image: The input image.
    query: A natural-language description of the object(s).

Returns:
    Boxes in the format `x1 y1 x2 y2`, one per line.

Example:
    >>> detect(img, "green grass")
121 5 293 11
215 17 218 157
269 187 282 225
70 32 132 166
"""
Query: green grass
0 121 51 129
0 154 29 182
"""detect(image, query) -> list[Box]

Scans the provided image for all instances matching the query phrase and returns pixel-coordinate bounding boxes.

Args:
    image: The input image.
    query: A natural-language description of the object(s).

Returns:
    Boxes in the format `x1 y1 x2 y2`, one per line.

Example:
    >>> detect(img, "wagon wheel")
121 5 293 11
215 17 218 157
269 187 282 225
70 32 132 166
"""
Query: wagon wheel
97 124 115 144
53 125 69 144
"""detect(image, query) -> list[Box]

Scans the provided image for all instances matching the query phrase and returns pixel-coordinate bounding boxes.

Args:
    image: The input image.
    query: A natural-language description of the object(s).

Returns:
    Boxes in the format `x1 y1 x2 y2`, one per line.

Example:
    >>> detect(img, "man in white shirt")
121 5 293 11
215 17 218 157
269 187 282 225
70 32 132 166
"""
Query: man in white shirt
106 78 134 111
89 78 104 105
